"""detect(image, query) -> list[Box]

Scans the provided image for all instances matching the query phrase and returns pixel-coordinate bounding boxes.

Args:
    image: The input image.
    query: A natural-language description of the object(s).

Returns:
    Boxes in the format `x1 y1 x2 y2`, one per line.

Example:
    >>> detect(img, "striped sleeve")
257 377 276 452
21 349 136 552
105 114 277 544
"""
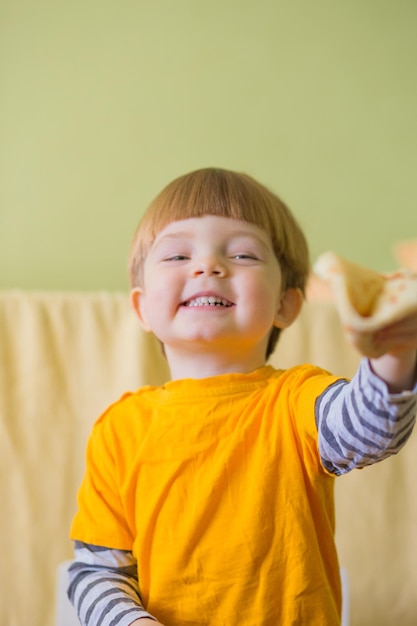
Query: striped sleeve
67 541 156 626
316 358 417 475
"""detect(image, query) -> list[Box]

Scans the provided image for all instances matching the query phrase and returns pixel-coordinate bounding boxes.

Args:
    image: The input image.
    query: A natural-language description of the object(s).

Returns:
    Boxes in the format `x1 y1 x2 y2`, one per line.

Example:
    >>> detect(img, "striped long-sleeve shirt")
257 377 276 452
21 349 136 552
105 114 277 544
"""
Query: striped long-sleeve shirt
68 359 417 625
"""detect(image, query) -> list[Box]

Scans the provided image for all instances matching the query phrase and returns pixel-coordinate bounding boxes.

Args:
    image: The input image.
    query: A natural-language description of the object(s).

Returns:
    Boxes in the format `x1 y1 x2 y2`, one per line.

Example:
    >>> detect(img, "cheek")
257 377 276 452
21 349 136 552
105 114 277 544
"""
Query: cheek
251 272 281 304
240 280 279 326
262 286 283 324
143 271 180 313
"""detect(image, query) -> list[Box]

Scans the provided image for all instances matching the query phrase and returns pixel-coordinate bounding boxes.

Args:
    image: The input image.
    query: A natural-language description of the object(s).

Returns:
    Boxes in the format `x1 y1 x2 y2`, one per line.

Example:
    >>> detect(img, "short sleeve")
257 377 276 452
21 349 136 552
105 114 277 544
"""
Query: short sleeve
70 416 135 550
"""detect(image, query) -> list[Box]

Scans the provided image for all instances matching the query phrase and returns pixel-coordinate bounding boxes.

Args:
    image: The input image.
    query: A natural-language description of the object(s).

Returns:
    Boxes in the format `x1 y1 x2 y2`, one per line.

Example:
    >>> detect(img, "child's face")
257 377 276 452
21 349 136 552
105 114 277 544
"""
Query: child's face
131 215 299 374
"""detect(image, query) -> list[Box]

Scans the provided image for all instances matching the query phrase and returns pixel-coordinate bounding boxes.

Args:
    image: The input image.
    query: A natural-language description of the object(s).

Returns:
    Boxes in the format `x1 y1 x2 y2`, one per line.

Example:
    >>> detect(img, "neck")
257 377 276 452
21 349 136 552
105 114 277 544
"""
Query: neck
164 343 268 380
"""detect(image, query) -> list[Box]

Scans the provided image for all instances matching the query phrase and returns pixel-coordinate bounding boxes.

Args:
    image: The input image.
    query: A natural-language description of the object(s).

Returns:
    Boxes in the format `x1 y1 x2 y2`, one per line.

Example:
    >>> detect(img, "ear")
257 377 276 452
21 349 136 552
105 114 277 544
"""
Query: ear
273 288 303 329
130 287 152 332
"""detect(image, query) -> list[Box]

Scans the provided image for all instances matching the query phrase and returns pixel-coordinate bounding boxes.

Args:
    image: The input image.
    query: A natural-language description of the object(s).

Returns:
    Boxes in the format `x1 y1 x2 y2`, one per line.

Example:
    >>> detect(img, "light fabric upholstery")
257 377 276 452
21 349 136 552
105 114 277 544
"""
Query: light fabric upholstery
1 290 416 626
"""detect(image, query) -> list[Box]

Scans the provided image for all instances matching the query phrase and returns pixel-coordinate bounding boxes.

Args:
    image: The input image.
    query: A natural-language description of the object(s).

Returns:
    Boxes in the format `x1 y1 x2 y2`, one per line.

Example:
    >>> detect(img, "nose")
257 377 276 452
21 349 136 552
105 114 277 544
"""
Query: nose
192 256 227 277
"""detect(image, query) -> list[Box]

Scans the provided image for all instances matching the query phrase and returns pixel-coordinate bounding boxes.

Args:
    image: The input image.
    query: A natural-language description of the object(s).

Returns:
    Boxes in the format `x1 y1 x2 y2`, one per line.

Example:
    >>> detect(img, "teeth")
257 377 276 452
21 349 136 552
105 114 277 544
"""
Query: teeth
186 296 231 307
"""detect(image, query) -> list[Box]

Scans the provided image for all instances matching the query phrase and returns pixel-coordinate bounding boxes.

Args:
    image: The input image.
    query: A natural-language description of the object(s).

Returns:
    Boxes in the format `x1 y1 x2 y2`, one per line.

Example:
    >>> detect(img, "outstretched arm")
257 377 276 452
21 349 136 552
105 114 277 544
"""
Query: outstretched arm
317 358 416 475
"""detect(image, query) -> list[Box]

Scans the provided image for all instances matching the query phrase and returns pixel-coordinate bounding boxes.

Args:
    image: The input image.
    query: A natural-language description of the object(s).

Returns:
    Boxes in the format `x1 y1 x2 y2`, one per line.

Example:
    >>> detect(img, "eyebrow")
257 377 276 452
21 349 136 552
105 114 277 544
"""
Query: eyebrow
152 229 271 250
154 232 194 243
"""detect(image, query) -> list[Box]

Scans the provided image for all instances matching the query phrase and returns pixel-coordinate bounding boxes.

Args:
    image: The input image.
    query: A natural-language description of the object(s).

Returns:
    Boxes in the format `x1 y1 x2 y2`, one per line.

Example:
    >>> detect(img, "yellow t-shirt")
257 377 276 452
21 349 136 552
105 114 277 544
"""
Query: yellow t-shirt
71 364 342 625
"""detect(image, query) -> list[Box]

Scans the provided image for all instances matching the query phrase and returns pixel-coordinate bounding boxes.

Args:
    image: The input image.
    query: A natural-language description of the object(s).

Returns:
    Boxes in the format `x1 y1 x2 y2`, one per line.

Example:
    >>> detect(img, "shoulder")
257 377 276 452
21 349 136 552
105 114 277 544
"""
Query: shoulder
268 363 339 385
91 385 163 440
266 364 344 407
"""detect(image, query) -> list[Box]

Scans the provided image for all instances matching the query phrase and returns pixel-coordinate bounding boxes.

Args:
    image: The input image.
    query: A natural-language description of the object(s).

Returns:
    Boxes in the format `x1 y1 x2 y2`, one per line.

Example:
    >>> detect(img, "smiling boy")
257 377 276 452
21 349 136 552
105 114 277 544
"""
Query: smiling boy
68 168 417 626
131 215 300 379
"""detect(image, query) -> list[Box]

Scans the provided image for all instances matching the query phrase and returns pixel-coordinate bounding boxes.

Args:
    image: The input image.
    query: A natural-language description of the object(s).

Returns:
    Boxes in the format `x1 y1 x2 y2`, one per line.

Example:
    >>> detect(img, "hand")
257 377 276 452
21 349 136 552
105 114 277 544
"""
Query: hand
374 312 417 354
370 312 417 391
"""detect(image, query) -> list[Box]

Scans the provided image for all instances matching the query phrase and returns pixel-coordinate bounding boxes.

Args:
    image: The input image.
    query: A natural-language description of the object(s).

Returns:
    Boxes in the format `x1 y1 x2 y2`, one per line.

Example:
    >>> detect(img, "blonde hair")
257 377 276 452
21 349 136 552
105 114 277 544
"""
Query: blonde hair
128 168 310 357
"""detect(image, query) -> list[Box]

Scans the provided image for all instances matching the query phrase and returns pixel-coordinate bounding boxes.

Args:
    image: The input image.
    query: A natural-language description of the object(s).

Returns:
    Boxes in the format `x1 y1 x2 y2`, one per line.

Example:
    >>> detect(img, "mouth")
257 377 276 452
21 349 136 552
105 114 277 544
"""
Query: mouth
182 295 234 308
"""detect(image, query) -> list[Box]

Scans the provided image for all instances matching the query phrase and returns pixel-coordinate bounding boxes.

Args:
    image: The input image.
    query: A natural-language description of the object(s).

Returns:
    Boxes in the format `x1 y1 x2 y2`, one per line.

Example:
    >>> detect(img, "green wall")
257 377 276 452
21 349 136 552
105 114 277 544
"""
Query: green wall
1 0 416 291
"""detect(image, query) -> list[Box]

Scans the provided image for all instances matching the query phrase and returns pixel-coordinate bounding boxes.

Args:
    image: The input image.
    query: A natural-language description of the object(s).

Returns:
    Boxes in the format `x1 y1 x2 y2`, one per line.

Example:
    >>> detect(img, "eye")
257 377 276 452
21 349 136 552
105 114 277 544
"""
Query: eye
164 254 189 262
230 253 260 262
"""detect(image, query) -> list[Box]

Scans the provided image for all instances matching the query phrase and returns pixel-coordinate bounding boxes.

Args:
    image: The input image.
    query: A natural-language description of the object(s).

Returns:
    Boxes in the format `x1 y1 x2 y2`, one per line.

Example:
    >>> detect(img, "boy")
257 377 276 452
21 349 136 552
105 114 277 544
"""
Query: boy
68 168 417 626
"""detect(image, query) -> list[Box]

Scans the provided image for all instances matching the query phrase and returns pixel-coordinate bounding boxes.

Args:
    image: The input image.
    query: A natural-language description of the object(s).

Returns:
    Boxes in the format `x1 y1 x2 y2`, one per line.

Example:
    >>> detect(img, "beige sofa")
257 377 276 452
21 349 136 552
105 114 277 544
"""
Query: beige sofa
1 290 416 626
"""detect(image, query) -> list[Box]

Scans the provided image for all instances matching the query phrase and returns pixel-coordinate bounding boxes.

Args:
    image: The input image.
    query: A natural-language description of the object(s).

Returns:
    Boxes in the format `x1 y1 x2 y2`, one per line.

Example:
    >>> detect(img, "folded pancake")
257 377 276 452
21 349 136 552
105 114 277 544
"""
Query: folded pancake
313 251 417 357
313 252 385 316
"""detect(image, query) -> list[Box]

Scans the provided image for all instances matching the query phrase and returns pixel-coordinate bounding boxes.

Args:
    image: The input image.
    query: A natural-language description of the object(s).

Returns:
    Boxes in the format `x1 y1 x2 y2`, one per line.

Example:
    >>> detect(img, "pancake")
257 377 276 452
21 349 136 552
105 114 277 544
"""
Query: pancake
313 251 417 357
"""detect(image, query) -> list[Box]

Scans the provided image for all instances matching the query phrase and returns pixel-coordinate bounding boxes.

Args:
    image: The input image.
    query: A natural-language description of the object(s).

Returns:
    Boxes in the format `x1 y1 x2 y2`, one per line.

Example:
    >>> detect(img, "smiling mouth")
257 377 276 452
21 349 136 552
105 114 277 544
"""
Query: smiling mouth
183 296 233 307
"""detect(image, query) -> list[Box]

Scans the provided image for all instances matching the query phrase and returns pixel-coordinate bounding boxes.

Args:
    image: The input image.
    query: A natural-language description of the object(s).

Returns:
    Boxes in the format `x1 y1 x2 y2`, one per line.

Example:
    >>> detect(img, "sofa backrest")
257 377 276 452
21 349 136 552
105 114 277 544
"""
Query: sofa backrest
1 291 416 626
